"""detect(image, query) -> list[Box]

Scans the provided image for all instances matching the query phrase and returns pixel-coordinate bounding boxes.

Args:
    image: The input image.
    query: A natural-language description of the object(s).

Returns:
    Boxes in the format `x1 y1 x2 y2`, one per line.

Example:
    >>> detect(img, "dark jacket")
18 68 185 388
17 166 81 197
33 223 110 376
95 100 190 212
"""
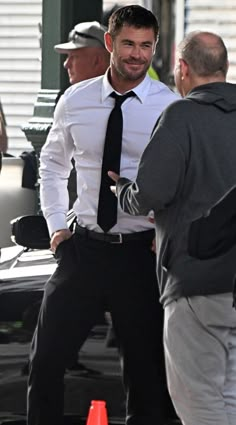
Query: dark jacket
117 82 236 306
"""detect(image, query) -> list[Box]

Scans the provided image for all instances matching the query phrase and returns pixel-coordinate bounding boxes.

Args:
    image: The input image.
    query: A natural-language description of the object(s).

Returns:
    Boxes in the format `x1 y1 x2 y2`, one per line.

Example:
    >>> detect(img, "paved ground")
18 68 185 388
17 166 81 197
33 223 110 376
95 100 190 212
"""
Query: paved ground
0 325 181 425
0 325 125 424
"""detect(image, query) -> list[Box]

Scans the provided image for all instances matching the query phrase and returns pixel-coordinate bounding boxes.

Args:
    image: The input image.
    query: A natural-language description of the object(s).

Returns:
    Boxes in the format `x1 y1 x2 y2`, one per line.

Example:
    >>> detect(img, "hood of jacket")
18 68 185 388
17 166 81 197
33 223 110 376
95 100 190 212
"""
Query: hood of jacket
186 82 236 112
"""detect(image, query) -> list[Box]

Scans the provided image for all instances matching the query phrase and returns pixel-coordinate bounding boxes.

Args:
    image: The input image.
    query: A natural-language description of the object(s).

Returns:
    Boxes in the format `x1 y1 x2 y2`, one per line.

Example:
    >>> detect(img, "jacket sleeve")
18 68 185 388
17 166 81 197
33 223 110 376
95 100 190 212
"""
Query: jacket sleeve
116 110 187 216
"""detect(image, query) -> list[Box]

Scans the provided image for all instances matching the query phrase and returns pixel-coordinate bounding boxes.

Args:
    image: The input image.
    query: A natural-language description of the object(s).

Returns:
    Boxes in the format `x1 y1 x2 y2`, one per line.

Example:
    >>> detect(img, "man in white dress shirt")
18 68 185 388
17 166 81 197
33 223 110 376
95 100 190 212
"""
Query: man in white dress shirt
55 20 111 370
27 5 179 425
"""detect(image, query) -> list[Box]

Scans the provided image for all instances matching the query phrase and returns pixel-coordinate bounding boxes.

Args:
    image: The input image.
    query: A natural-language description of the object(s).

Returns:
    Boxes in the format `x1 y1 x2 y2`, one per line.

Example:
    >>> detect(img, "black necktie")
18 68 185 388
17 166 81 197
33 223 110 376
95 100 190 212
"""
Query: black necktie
97 91 135 232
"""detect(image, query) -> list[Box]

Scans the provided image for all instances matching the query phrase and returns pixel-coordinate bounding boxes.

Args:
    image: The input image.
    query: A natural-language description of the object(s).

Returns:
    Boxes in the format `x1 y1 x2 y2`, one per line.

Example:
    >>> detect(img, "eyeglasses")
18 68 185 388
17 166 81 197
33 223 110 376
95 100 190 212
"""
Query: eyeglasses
68 29 104 47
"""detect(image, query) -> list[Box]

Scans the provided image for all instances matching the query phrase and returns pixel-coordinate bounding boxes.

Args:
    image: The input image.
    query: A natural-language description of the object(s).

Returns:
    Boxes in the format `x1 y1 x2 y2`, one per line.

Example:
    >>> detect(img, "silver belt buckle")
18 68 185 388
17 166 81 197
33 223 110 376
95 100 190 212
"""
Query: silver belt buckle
111 233 123 244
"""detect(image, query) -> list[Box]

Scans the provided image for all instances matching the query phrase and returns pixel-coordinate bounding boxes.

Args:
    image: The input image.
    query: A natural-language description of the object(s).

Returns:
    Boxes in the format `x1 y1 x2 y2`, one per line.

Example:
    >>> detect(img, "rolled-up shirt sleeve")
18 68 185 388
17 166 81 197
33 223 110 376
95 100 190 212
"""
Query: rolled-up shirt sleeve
39 95 75 236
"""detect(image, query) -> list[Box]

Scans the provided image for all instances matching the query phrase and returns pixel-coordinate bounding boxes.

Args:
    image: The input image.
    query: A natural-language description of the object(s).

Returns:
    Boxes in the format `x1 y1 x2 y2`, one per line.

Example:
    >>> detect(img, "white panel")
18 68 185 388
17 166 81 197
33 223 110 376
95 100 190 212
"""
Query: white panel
0 157 37 247
0 0 42 154
184 1 236 84
0 0 41 3
0 5 41 14
103 0 143 11
186 0 236 6
0 72 40 83
0 61 41 71
0 17 41 25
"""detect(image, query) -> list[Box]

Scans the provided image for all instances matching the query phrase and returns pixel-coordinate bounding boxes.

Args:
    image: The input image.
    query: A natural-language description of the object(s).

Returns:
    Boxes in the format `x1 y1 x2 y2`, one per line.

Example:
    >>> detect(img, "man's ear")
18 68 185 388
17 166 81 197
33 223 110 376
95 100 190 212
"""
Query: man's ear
180 58 189 79
153 36 159 55
104 32 113 53
226 59 229 75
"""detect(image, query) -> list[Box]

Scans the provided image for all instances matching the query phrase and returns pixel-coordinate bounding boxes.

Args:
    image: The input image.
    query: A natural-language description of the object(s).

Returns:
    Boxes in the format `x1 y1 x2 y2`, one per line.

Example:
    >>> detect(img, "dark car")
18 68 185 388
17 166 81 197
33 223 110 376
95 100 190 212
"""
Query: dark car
0 224 125 425
0 215 180 425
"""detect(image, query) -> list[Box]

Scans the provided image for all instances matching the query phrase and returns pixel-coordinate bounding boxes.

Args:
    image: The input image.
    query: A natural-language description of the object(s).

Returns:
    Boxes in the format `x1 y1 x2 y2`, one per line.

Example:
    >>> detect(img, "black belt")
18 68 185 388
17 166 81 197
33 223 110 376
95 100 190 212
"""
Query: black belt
75 224 154 244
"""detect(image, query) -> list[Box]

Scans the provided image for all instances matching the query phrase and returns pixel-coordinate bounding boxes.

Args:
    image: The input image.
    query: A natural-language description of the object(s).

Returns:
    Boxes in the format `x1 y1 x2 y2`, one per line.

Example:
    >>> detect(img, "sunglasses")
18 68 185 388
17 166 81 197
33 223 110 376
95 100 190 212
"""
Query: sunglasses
68 29 104 47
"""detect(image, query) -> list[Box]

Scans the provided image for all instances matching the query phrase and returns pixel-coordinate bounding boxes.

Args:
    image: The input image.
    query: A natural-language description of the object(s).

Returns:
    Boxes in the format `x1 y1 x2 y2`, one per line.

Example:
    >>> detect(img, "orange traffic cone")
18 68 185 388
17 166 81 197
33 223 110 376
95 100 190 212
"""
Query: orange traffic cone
86 400 108 425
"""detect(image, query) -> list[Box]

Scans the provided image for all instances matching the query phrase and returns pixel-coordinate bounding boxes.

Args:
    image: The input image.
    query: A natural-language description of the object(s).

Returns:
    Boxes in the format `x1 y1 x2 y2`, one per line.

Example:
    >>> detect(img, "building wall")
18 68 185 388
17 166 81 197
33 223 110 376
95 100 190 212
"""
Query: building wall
185 0 236 83
103 0 143 11
0 0 42 156
1 0 146 156
2 1 236 156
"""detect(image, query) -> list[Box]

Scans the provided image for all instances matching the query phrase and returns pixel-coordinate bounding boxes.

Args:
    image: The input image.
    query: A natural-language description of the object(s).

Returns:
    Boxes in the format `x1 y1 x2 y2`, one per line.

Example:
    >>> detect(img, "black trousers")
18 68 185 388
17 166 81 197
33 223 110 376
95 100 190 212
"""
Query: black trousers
27 232 172 425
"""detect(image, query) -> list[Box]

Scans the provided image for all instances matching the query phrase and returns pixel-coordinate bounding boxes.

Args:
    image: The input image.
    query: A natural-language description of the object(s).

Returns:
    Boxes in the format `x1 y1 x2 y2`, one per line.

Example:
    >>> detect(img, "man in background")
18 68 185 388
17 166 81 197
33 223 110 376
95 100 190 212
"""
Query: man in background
54 20 110 85
55 20 110 372
20 21 110 377
55 20 110 210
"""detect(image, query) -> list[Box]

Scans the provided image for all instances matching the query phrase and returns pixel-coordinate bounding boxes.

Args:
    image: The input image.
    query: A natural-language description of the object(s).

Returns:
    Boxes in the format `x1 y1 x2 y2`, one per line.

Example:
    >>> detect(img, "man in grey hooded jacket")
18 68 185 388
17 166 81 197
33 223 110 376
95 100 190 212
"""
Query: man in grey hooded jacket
110 31 236 425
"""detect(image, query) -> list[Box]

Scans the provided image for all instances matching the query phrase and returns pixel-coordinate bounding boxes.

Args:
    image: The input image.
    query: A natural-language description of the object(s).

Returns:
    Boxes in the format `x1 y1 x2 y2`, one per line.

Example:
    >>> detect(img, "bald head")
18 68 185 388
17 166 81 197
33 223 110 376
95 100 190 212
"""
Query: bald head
174 31 229 96
178 31 228 77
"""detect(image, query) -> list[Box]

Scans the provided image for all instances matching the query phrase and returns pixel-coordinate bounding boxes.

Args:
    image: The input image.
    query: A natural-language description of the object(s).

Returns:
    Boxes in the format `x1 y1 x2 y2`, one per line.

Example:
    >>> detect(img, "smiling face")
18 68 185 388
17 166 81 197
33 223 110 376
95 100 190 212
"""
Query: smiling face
105 24 157 92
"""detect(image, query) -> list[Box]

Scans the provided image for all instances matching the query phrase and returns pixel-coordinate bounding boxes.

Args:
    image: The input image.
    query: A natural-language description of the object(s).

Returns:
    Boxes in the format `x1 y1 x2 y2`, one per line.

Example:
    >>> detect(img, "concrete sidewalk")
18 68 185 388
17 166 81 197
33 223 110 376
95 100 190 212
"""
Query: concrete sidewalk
0 326 125 424
0 326 181 424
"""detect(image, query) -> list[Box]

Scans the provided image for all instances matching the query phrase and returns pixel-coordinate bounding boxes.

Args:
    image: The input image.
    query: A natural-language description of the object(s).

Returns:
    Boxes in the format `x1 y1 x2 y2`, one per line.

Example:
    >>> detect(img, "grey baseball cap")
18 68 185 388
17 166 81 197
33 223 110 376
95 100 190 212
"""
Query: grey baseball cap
54 21 107 53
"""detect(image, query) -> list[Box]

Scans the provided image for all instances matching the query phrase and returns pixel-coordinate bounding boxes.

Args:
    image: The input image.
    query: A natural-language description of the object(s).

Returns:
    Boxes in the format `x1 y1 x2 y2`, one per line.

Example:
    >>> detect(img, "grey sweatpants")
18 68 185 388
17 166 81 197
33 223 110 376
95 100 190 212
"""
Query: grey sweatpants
164 293 236 425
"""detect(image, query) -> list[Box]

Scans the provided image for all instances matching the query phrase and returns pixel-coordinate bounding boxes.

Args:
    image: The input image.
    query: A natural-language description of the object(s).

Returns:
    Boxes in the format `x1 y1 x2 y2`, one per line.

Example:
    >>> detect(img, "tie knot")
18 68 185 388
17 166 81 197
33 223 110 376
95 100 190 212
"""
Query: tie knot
110 91 135 107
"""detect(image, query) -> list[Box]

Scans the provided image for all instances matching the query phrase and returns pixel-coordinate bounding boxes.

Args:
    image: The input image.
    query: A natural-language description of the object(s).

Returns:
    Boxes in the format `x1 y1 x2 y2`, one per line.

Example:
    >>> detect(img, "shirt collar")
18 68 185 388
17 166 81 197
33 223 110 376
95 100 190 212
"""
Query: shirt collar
101 69 152 104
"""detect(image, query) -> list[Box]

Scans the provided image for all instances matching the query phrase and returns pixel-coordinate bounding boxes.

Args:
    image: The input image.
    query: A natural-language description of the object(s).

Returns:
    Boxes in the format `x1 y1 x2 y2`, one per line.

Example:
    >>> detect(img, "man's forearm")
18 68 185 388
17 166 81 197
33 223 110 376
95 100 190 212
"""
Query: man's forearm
116 177 151 216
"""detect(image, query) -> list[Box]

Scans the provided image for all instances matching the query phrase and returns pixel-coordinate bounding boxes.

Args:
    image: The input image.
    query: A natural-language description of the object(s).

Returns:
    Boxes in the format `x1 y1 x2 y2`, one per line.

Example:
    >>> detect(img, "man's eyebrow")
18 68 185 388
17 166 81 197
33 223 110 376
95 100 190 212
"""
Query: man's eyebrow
121 38 153 45
121 38 134 43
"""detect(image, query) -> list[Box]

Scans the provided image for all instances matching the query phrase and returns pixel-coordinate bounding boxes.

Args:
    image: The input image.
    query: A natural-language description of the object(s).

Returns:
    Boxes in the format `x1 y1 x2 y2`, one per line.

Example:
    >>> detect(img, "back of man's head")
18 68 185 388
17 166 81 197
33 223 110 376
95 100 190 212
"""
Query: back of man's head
178 31 228 79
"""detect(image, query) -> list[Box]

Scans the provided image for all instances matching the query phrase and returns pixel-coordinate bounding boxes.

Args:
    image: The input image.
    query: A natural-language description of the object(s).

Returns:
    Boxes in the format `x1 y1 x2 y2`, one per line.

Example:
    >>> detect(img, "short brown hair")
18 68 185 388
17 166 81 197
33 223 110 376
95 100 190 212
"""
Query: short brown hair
108 5 159 41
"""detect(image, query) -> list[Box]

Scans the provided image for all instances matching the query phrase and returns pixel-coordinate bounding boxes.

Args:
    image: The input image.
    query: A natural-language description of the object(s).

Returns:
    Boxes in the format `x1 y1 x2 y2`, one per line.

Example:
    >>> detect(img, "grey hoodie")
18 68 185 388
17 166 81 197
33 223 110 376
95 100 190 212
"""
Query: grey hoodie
117 82 236 306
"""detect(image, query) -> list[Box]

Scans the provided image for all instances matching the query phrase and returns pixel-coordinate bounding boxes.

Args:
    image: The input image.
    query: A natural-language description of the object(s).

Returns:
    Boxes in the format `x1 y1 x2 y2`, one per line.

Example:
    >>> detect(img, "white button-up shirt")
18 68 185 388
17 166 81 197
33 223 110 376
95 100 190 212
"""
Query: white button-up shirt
39 71 179 236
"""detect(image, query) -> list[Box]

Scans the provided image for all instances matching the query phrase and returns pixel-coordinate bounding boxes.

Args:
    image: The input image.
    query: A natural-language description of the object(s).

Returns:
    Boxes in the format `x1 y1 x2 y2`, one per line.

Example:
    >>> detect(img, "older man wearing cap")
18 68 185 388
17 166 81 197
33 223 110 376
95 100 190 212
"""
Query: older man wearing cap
54 21 110 373
55 21 110 208
20 22 110 379
54 21 110 85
